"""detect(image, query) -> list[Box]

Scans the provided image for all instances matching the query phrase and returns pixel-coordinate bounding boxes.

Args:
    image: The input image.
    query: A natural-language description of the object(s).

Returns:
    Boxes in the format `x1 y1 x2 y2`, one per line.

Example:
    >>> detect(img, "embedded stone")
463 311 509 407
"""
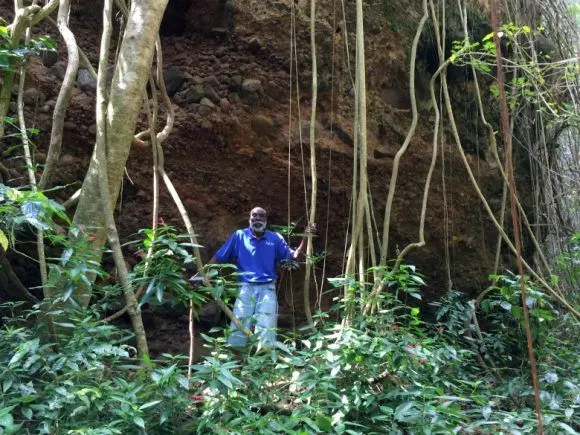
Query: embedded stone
200 97 215 109
241 79 262 93
219 98 230 111
251 114 276 137
180 85 205 104
203 75 220 88
40 50 58 68
23 88 46 106
164 67 186 97
77 68 96 92
248 37 263 54
203 85 221 104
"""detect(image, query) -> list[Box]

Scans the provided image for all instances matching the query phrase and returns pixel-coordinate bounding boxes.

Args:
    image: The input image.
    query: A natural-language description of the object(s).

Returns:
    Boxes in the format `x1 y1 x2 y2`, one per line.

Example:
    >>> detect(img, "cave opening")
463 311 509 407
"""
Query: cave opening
160 0 192 37
160 0 235 37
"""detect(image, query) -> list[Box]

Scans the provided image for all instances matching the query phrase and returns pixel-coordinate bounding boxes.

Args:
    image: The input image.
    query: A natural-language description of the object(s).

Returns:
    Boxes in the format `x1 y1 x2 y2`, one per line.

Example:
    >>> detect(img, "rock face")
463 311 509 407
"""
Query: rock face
3 0 515 344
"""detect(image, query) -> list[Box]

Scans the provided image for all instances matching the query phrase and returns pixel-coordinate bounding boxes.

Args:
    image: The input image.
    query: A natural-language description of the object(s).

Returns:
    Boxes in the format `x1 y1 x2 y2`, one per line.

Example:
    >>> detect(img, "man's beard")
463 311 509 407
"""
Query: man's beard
250 220 266 232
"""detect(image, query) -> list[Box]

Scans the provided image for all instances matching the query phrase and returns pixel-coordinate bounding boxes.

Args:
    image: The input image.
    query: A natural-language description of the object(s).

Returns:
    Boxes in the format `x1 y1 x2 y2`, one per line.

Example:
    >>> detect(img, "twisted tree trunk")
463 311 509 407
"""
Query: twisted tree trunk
67 0 169 306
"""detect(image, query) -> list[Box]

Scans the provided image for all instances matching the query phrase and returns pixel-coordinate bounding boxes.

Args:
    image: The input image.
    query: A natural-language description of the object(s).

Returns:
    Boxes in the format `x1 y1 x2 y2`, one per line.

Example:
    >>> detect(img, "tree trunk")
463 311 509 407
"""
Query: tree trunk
69 0 168 306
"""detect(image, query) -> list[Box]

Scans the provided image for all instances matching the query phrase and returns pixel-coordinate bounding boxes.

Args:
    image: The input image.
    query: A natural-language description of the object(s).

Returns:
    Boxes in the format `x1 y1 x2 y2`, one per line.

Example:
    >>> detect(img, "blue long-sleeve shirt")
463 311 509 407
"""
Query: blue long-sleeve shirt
214 227 294 283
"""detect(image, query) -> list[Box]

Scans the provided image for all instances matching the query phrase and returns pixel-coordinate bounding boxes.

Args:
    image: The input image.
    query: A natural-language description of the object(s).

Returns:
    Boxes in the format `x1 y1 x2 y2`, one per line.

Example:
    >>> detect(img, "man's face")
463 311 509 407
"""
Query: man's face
249 207 267 232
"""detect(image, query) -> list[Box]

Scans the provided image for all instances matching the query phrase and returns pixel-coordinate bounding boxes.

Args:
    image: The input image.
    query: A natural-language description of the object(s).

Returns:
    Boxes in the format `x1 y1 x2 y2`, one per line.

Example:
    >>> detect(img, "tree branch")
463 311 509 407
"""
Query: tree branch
39 0 80 190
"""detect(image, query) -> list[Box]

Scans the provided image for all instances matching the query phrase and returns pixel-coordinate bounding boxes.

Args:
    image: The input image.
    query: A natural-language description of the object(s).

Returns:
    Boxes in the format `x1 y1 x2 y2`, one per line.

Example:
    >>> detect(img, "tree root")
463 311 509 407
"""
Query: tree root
0 245 39 304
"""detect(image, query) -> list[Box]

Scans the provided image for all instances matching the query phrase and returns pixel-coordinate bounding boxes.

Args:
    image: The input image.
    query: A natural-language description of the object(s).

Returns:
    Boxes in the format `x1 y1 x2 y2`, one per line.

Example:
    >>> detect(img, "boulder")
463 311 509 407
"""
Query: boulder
59 154 77 166
200 97 215 109
40 50 58 68
219 98 230 111
77 69 96 92
178 85 205 104
241 79 262 93
248 37 263 54
23 88 46 106
164 67 186 97
199 98 214 117
51 61 67 80
251 114 276 137
210 27 229 42
203 85 221 104
203 75 220 88
231 75 243 86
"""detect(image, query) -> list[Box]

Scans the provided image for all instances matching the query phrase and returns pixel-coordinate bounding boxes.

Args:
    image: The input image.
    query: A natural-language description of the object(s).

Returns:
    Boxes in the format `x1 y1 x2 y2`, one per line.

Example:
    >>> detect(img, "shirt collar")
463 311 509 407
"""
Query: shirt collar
246 226 266 240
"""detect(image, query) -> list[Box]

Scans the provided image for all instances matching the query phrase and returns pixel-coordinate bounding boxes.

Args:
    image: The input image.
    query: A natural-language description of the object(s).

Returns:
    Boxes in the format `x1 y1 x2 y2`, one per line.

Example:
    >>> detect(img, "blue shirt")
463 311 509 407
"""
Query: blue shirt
214 227 294 283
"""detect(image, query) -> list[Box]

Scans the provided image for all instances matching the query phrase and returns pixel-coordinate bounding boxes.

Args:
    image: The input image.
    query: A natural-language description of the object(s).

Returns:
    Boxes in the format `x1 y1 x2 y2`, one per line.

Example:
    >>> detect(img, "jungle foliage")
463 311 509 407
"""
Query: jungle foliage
0 245 579 434
1 184 579 433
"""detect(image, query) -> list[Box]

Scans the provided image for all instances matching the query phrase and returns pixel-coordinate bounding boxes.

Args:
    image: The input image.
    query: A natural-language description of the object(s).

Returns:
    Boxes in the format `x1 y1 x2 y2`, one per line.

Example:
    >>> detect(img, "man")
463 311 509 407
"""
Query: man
204 207 313 348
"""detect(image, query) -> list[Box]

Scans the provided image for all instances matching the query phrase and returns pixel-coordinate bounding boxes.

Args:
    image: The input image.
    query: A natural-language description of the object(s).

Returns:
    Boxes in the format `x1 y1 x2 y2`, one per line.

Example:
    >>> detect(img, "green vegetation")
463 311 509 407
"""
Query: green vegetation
0 21 55 71
1 253 579 433
1 188 579 433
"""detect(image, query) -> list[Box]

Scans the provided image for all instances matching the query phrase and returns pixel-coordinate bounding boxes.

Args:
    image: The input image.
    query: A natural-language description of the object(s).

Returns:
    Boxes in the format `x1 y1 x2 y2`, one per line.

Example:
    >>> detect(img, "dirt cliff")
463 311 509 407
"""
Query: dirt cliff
1 0 514 353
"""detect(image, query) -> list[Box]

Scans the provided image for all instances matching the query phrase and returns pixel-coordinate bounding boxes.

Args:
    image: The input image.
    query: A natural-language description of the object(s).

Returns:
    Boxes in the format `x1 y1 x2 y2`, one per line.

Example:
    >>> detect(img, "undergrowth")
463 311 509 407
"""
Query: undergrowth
1 268 578 434
1 184 579 433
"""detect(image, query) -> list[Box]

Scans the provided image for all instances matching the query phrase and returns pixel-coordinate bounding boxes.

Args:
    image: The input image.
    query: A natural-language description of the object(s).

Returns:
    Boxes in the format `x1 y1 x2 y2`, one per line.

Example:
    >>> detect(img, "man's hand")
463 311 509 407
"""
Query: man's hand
304 222 317 235
293 222 317 259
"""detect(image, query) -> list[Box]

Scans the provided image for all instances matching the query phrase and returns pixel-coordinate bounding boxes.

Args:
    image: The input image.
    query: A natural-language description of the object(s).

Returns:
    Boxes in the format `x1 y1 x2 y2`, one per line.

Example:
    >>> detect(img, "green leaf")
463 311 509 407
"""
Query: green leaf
557 423 578 434
500 301 512 311
61 248 73 266
21 407 32 420
8 350 25 367
482 32 494 41
394 401 420 422
133 416 145 429
316 415 333 432
177 376 189 390
156 283 164 303
0 229 9 251
0 412 14 427
218 374 233 389
2 378 13 393
410 275 426 286
140 278 157 306
0 55 10 70
53 322 76 328
62 284 74 301
139 400 162 410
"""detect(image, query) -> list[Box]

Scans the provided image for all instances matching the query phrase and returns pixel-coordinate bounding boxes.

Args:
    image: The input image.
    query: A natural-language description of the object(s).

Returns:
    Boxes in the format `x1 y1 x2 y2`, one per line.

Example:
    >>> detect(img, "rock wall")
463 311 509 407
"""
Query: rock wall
0 0 515 322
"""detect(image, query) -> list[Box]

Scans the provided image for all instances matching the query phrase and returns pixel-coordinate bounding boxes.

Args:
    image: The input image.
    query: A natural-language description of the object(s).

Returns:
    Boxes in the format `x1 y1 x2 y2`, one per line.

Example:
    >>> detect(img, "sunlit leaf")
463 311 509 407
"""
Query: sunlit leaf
0 229 8 251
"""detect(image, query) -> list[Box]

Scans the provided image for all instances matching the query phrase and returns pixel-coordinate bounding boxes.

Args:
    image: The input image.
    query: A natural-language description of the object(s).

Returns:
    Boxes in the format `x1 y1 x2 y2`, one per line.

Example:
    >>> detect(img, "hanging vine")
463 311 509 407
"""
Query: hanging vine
302 0 318 329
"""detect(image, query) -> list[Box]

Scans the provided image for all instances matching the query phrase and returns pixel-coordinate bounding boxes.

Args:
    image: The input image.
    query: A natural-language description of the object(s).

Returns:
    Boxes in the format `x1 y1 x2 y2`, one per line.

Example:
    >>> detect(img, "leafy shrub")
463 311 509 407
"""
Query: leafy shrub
0 307 191 434
183 272 580 434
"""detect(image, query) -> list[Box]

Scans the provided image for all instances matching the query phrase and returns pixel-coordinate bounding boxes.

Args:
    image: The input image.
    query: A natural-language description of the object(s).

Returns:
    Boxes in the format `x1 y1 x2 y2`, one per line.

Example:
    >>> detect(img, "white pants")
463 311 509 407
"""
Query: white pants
227 282 277 348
